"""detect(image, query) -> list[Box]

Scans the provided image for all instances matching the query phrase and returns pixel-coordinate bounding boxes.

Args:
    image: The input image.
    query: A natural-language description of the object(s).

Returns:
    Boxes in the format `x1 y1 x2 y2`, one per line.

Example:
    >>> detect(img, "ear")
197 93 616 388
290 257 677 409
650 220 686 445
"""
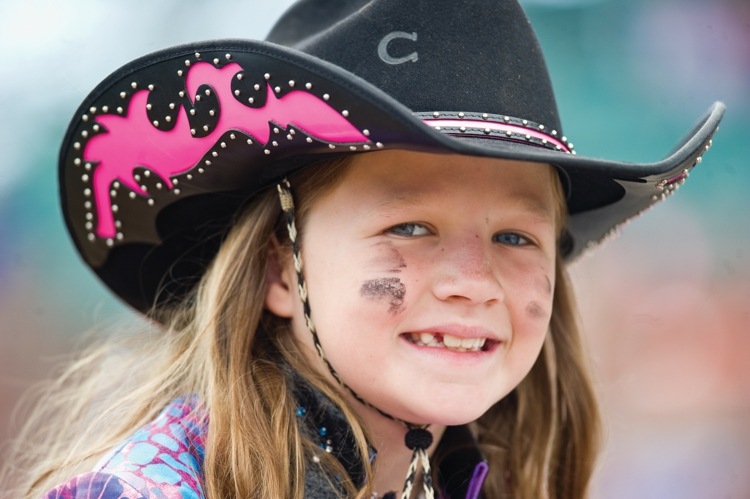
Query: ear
264 235 295 318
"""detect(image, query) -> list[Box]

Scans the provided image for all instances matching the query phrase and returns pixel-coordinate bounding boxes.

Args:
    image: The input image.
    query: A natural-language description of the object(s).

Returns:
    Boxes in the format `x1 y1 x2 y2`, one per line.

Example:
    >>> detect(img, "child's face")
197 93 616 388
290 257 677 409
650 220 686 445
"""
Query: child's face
267 150 561 426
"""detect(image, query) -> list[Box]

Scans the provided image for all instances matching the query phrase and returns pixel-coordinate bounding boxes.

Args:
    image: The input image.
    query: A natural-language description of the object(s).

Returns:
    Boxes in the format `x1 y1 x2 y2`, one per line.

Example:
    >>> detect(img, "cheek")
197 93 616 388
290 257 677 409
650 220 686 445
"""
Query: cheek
368 241 408 273
360 277 406 314
508 270 553 373
525 301 548 321
356 242 413 315
524 274 554 321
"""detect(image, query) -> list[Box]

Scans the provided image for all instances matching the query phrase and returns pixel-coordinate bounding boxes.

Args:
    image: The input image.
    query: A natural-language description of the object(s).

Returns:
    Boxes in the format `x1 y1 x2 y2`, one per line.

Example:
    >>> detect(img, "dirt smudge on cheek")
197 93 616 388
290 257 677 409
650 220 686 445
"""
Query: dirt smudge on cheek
536 274 552 296
390 246 407 273
371 241 407 273
360 278 406 314
525 270 553 320
526 301 548 321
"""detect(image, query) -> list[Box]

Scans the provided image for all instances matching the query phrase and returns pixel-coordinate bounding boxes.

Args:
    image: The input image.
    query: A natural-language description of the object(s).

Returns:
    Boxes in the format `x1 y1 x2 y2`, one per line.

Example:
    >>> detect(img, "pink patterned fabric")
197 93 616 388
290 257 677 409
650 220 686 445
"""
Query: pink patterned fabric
43 398 206 499
42 390 488 497
84 61 370 239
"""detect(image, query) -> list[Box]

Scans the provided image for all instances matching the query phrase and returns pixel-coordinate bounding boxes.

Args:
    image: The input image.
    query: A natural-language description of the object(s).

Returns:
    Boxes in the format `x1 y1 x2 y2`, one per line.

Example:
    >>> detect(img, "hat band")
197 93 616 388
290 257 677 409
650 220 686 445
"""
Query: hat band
418 112 574 154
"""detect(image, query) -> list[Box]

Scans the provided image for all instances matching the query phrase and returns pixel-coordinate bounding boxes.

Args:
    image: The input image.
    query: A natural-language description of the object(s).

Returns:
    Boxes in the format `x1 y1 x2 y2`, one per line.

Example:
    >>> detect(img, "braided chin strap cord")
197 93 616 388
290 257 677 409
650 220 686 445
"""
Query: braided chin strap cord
277 180 435 499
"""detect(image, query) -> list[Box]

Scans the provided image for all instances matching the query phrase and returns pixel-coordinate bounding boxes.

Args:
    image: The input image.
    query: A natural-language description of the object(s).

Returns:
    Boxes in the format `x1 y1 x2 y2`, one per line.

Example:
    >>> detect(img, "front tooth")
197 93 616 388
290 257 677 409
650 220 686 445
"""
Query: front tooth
442 334 462 348
419 332 435 345
460 337 477 350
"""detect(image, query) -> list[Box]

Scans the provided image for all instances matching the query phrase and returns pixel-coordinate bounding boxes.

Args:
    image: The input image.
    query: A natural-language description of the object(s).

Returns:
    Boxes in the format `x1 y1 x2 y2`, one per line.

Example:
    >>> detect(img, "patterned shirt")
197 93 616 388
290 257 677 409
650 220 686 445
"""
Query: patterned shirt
44 380 488 498
44 398 205 499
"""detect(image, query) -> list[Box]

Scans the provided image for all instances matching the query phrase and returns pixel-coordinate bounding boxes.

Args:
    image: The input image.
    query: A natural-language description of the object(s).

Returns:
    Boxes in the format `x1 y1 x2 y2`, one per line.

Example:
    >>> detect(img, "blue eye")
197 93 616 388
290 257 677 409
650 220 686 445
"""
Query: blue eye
493 232 530 246
388 223 430 237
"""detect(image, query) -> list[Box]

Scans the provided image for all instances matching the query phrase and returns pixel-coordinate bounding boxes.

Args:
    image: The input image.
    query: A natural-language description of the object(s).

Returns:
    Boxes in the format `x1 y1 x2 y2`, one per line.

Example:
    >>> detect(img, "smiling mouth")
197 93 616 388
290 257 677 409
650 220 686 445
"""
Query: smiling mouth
405 332 496 353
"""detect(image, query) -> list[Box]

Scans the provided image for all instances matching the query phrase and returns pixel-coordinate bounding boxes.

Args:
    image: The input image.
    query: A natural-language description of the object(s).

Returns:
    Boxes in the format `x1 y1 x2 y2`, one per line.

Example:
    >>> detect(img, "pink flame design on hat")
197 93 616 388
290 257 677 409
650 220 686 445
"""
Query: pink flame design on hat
84 61 370 239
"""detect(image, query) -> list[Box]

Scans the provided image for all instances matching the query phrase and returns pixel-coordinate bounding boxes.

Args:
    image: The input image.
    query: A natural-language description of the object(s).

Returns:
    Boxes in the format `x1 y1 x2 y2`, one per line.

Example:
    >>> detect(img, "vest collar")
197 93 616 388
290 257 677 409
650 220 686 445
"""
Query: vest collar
291 371 489 498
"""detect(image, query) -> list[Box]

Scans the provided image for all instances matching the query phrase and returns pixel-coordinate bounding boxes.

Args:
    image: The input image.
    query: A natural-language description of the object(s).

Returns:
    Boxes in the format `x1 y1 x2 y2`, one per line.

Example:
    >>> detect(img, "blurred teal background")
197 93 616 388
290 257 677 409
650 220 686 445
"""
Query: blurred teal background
1 1 748 497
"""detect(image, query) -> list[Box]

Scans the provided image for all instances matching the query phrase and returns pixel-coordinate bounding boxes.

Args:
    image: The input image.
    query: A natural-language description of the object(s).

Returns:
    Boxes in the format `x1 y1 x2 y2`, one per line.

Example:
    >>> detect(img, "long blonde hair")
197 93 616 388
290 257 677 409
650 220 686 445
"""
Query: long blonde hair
2 156 599 499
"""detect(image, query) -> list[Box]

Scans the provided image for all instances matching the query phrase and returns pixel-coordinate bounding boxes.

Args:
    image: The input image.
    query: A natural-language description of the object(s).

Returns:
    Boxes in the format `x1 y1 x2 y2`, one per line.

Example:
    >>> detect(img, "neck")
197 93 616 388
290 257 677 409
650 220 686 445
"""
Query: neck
351 399 446 496
297 347 446 494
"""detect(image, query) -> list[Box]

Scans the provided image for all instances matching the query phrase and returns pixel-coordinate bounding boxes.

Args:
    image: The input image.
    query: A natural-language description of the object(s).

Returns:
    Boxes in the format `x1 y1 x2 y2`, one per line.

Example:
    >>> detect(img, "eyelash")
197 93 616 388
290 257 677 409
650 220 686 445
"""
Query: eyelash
387 223 532 247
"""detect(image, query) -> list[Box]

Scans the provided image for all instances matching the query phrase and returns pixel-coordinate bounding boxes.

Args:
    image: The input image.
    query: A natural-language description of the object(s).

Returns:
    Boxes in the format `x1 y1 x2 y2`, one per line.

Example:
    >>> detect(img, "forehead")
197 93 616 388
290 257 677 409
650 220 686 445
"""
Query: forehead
332 150 561 218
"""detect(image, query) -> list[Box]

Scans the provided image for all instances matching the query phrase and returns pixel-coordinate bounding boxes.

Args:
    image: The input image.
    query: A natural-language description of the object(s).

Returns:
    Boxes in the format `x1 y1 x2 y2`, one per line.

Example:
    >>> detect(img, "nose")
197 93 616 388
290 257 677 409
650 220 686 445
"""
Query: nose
431 235 504 305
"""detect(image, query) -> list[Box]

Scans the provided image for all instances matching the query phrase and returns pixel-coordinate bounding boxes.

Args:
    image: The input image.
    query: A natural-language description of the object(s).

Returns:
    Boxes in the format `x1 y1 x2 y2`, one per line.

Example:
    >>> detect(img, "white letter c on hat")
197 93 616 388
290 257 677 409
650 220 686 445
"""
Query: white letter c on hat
378 31 418 65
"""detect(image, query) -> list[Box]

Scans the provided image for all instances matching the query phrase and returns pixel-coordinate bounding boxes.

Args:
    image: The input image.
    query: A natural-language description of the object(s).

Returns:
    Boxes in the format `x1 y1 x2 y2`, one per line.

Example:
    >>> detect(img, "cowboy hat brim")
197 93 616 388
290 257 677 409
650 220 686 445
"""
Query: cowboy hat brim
60 39 723 313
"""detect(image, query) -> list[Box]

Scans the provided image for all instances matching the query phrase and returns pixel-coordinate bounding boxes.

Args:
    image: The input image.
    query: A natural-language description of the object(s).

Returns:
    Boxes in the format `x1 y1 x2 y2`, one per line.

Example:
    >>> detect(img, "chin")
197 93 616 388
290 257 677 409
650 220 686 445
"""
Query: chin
392 391 502 427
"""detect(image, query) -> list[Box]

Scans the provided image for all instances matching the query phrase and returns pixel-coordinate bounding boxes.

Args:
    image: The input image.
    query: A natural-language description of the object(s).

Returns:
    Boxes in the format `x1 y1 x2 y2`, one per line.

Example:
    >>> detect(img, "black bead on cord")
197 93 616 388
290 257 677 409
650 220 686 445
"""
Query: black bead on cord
276 180 435 499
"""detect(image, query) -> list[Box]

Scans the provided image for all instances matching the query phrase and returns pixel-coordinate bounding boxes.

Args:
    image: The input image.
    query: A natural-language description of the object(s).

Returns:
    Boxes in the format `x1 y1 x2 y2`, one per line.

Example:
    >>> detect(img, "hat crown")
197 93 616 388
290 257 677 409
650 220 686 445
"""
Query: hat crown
267 0 563 133
57 0 723 314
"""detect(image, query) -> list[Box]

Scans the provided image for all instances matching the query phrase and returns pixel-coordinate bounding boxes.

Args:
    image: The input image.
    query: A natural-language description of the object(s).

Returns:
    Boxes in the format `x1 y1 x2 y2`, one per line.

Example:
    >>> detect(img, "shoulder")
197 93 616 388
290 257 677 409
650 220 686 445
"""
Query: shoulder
43 398 207 499
42 471 147 499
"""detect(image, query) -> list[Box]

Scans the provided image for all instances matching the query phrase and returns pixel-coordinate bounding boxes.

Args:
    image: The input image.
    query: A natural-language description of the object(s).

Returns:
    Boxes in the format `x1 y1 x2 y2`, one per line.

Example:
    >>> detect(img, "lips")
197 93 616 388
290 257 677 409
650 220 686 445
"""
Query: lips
404 331 498 353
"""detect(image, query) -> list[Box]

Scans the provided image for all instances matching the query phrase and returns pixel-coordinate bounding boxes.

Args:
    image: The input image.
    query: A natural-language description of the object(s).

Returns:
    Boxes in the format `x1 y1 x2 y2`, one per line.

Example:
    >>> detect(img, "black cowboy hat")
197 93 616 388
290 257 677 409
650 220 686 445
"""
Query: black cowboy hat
60 0 724 314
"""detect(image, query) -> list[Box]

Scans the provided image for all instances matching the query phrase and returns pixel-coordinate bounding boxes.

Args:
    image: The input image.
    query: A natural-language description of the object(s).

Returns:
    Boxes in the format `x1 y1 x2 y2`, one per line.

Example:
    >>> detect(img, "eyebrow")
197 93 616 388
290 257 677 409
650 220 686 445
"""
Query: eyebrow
365 191 557 225
363 193 429 218
506 196 557 224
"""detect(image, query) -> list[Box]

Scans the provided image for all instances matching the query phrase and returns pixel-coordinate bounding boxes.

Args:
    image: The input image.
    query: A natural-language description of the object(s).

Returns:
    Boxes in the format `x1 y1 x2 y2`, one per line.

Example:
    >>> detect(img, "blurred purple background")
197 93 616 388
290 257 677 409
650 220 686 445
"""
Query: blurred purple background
1 1 748 497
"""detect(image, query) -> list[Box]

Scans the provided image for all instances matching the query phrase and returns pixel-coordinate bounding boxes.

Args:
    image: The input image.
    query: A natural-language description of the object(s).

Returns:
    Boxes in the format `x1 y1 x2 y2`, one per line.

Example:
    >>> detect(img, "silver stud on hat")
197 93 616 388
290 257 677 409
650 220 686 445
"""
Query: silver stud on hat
71 64 377 250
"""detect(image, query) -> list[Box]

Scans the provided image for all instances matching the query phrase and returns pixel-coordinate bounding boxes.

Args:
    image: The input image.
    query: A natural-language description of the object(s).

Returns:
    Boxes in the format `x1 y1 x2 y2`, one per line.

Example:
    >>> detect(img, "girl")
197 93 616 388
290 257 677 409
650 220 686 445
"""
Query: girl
3 0 723 497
